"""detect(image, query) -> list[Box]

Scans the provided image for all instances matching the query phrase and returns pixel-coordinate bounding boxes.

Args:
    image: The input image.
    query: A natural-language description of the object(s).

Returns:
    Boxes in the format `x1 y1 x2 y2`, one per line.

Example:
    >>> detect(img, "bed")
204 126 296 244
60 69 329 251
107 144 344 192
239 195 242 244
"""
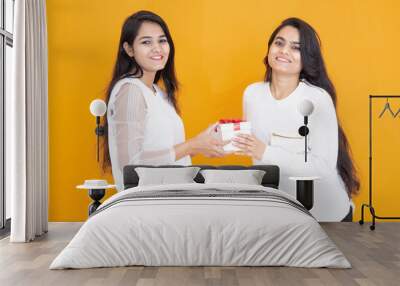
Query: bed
50 165 350 269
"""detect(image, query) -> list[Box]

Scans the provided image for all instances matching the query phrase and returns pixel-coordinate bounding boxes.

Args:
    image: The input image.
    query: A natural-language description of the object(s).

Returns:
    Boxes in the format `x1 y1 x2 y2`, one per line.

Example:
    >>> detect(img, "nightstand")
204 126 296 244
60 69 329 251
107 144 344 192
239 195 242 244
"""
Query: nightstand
289 176 320 211
77 180 116 215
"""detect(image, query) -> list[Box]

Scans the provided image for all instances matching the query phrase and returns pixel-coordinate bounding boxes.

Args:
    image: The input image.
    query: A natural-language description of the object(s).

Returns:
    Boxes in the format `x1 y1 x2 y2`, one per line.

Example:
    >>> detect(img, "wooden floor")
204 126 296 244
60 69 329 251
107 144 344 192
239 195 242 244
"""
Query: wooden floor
0 222 399 286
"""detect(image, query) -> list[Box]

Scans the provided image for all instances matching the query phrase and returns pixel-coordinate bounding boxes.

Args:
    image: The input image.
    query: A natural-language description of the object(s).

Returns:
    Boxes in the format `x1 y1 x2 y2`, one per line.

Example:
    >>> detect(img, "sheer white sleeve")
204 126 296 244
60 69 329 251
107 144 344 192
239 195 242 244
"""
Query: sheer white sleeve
108 82 176 171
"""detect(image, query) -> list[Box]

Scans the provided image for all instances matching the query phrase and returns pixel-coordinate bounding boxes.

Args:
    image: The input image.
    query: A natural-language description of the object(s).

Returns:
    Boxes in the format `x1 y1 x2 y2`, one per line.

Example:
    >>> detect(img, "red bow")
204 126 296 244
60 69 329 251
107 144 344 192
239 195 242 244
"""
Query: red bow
219 119 243 124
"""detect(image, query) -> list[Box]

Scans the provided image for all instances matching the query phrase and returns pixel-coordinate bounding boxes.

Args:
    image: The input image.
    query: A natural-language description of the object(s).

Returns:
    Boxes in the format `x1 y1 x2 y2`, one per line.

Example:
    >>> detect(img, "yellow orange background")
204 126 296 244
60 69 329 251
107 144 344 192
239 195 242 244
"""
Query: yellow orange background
47 0 400 221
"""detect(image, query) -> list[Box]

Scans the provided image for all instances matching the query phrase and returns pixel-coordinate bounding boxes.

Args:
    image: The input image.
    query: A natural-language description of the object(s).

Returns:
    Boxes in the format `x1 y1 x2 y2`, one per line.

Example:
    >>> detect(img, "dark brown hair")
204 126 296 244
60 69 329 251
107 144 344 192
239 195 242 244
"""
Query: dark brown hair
102 10 179 171
264 18 360 197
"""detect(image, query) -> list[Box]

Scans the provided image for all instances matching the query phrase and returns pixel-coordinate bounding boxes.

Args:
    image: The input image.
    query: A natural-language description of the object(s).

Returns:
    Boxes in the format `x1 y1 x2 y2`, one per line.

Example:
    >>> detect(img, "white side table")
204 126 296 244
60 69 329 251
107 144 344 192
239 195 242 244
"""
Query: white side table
77 181 116 215
289 176 320 210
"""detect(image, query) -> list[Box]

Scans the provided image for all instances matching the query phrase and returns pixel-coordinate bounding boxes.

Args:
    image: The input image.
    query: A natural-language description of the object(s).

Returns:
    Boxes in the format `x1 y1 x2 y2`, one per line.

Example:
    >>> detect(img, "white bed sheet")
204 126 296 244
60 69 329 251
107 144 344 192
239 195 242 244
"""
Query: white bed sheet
50 183 350 269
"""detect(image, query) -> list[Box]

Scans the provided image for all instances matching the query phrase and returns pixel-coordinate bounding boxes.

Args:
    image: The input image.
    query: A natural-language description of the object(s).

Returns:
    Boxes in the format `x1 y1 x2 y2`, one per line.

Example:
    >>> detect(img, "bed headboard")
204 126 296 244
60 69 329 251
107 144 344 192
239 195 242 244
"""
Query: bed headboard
123 165 280 190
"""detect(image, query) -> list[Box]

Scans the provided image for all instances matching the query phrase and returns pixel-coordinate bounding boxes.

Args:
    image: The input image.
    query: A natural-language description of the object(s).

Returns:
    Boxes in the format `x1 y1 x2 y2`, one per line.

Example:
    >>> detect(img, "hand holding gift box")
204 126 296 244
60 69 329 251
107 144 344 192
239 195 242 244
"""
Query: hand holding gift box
216 119 252 152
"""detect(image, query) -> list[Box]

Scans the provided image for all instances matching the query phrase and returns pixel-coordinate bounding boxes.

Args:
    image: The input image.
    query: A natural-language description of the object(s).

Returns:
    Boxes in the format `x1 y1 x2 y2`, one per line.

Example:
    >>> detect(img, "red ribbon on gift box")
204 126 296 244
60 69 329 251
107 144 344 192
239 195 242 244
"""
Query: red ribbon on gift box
219 119 243 124
233 122 241 131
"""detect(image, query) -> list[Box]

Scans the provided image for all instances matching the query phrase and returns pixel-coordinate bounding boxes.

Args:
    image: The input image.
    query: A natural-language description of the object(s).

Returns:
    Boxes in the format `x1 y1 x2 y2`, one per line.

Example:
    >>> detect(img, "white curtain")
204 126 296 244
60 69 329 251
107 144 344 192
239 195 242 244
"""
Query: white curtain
8 0 48 242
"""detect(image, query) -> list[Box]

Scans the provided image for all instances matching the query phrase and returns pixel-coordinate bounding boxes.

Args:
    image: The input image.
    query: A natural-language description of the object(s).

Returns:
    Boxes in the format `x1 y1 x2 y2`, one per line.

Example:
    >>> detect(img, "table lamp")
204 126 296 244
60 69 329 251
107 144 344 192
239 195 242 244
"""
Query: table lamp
89 99 107 162
297 99 314 162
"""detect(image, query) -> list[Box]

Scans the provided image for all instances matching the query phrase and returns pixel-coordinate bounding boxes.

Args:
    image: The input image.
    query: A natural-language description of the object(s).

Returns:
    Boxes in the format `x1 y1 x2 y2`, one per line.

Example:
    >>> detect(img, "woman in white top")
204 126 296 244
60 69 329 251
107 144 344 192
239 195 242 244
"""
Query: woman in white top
233 18 360 221
103 11 226 191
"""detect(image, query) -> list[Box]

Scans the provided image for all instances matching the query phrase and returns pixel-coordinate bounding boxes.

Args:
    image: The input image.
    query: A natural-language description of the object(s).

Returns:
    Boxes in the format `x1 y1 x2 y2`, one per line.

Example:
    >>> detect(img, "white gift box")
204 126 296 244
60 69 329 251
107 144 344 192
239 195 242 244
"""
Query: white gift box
217 121 252 152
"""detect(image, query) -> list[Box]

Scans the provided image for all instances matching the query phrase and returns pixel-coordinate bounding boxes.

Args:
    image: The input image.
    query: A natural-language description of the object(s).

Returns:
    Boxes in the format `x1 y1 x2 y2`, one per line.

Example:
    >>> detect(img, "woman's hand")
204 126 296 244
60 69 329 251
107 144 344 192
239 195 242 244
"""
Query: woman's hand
188 124 228 158
232 134 266 161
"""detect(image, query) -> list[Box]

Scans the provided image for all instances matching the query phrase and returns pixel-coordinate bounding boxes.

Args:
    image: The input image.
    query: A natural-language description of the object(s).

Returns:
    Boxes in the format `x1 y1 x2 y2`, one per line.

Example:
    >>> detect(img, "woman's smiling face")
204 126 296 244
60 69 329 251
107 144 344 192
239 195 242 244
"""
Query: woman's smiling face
267 25 302 76
124 21 170 74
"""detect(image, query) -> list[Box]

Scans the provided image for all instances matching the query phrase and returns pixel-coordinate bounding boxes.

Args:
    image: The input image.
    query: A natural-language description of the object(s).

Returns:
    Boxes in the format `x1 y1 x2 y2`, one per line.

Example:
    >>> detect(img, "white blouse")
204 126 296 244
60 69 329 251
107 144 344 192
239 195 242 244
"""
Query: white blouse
243 80 351 221
107 77 191 191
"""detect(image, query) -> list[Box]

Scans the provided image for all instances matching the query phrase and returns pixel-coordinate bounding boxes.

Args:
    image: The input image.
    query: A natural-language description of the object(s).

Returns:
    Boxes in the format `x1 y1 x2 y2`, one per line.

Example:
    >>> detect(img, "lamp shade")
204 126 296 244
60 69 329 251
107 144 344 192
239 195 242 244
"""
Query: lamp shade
90 99 107 116
297 99 314 116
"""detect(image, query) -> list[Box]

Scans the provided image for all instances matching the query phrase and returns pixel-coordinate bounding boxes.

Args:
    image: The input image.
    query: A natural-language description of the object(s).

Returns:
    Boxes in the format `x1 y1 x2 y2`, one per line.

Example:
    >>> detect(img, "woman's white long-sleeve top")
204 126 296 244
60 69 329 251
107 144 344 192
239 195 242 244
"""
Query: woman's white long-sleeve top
243 80 351 221
107 77 191 191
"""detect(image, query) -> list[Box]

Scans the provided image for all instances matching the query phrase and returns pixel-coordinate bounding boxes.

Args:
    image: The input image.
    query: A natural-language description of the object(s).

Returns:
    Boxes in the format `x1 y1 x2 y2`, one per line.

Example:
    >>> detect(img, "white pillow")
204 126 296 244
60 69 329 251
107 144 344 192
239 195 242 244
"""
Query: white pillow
200 169 266 185
135 167 201 186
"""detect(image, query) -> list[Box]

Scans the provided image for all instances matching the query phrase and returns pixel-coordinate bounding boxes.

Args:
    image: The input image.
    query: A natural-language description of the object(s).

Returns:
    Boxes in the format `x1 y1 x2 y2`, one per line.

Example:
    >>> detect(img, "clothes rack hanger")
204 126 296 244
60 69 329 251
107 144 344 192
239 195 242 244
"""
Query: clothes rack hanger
378 98 395 118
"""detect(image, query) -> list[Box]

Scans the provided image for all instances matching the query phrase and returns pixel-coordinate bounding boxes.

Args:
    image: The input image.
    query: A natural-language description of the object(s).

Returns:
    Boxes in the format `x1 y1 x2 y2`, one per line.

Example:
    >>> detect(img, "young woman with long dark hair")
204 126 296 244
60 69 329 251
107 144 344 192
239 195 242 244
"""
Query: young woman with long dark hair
104 11 225 191
233 18 359 221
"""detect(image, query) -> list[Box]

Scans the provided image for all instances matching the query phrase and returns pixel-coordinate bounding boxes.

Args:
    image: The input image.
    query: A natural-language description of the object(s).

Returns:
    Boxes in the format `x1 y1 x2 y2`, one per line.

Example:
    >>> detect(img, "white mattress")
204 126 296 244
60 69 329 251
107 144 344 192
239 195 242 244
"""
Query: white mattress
50 183 350 269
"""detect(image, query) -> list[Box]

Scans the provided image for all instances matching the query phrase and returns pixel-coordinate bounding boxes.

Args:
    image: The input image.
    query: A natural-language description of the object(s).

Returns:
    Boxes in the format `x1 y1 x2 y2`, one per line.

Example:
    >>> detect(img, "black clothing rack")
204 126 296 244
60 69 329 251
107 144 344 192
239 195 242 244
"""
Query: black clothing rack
359 95 400 230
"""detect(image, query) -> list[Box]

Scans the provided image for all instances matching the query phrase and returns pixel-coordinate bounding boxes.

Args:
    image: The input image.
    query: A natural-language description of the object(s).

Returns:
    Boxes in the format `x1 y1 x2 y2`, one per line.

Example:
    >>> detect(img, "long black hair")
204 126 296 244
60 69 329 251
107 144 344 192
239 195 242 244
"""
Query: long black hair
264 17 360 197
102 10 179 171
